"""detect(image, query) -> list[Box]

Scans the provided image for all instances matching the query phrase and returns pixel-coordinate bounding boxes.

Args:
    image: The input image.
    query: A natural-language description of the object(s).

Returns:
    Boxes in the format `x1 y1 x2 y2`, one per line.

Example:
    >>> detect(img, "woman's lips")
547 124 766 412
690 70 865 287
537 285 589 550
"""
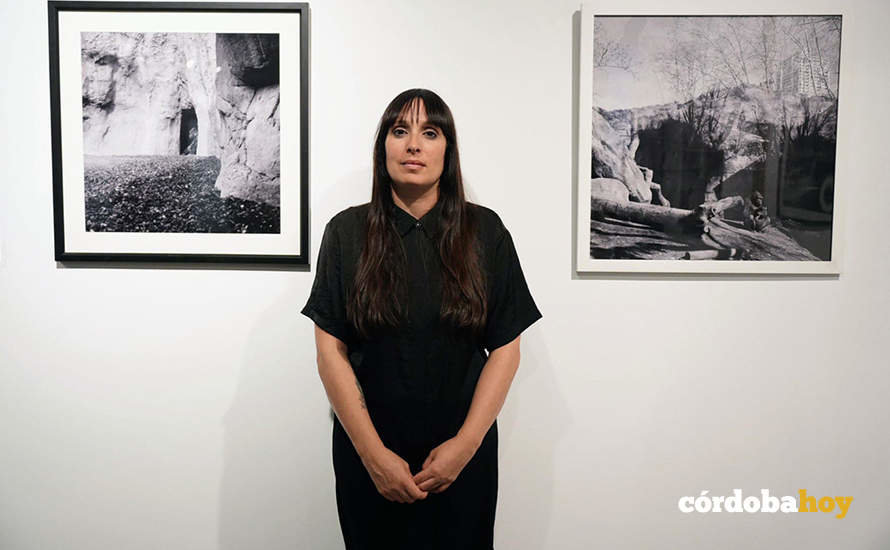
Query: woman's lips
401 161 425 169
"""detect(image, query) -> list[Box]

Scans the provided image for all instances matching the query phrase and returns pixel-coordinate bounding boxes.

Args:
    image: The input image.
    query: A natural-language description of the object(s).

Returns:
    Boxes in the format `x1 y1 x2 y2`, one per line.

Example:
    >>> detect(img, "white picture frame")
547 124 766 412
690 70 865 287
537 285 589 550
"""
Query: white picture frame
574 5 845 274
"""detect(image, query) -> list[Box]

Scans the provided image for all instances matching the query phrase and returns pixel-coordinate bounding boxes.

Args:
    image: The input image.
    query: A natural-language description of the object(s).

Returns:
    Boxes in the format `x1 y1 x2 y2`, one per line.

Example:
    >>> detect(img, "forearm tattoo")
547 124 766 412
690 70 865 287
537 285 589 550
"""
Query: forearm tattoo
355 377 366 410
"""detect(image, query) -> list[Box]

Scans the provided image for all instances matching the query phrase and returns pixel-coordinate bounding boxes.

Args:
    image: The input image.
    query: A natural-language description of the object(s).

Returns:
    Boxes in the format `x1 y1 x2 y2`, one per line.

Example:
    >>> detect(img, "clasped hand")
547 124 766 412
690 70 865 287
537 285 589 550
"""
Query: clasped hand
362 436 476 503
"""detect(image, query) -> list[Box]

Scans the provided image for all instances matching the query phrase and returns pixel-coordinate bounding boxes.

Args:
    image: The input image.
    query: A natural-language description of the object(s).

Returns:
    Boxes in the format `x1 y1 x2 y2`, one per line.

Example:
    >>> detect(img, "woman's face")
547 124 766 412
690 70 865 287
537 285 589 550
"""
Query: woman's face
384 100 447 190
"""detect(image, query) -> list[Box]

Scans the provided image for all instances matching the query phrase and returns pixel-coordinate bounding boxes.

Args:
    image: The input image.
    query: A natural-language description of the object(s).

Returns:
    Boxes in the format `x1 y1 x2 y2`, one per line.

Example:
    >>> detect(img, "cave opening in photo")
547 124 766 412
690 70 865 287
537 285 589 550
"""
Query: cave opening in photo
633 118 726 211
179 107 198 155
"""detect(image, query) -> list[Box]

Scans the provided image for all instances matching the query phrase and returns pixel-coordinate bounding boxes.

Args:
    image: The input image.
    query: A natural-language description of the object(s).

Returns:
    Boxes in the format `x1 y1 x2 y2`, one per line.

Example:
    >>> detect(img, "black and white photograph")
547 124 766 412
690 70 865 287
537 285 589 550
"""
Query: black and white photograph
81 31 281 234
576 14 843 273
49 2 309 263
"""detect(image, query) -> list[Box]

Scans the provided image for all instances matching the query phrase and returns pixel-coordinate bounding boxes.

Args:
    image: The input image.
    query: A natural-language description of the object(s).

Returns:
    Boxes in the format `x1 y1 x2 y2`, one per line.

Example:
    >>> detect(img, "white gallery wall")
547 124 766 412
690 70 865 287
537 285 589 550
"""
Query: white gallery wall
1 0 888 548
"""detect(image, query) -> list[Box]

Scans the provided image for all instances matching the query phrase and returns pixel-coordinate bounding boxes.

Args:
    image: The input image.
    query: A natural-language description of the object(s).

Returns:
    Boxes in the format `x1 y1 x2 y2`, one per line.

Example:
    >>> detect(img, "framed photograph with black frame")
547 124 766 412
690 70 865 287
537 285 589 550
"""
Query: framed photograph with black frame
574 6 844 274
48 1 309 264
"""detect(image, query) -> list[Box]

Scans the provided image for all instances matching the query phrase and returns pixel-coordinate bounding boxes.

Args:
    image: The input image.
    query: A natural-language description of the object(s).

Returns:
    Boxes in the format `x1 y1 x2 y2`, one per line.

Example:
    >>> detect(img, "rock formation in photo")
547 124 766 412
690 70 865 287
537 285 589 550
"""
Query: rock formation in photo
596 85 837 213
588 84 836 260
590 108 652 203
80 32 281 206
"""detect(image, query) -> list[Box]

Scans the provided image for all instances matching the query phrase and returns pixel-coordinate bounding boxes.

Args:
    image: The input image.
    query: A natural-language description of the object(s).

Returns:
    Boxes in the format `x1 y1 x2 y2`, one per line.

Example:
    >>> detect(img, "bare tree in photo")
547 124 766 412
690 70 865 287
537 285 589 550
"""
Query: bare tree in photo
785 17 841 99
593 18 634 73
654 20 704 102
754 17 779 91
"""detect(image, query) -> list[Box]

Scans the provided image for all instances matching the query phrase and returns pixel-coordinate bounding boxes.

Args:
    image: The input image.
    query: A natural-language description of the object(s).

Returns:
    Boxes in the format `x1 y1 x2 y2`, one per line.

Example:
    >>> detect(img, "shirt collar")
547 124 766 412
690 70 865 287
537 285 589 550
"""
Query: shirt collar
390 198 443 238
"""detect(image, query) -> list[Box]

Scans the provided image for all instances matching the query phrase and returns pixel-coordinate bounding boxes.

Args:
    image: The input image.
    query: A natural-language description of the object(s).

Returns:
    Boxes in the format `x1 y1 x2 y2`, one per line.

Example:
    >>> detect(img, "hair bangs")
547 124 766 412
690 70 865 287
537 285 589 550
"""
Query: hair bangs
380 89 455 140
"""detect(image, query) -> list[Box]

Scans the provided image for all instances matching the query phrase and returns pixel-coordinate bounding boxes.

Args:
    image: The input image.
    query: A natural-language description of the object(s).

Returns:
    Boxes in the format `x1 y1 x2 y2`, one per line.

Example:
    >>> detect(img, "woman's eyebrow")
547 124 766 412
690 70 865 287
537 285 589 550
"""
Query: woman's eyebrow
392 117 438 129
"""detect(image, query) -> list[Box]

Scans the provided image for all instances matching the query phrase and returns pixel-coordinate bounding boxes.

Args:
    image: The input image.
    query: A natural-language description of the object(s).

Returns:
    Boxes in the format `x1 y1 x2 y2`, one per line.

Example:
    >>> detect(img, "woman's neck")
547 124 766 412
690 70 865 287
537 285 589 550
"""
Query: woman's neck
391 183 439 220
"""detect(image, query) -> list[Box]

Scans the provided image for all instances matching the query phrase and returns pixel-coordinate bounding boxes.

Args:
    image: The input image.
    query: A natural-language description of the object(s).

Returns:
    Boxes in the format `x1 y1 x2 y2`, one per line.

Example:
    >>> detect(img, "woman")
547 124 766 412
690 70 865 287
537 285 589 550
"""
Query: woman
301 89 542 549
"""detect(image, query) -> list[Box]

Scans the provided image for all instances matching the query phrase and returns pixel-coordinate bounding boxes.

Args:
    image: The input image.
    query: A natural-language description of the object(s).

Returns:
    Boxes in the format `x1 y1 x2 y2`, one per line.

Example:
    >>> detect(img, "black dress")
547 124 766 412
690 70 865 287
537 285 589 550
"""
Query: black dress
301 199 542 550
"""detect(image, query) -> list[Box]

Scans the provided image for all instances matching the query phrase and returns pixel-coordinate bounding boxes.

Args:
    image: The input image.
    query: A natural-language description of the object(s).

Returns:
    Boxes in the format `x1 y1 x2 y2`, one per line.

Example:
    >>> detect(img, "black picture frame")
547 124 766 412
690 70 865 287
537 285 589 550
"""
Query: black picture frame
48 1 310 265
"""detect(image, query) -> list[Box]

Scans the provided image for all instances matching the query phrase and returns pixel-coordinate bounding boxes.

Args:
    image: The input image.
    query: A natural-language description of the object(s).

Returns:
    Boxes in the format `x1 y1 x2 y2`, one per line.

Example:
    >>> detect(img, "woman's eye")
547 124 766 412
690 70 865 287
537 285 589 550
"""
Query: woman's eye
423 130 439 138
392 127 407 136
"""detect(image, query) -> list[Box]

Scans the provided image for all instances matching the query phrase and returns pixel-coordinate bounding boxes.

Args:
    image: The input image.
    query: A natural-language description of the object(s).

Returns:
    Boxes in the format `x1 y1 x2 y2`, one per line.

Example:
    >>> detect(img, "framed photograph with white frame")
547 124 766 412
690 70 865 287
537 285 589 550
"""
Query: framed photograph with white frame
48 1 309 264
575 6 844 274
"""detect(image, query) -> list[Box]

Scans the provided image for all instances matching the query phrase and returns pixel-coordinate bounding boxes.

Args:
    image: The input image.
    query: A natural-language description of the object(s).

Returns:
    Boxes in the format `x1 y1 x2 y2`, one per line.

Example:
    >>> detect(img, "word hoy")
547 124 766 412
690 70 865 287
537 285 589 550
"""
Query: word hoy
798 489 853 519
678 489 853 518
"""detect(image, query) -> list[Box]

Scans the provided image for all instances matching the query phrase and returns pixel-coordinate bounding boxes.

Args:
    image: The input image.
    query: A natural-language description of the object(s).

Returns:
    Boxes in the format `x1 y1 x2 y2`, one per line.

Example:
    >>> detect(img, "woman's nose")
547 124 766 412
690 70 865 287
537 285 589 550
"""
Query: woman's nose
407 133 421 153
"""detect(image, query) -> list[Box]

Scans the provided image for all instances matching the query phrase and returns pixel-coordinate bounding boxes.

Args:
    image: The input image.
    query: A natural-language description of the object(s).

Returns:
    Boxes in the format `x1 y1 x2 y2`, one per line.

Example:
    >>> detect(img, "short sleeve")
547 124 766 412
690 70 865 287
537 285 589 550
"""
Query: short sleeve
301 220 349 343
483 227 543 352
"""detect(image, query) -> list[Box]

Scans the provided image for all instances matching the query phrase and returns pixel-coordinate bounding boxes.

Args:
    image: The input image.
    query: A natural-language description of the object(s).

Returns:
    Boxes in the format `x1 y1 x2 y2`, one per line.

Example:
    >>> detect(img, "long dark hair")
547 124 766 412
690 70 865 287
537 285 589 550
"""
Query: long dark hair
347 89 487 339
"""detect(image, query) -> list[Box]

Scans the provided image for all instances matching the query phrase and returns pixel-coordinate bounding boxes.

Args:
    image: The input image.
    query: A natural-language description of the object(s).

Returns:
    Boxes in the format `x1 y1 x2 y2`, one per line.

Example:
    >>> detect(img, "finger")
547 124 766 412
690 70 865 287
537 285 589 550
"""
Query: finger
432 483 451 494
400 484 418 502
408 483 428 501
417 478 441 492
413 468 434 485
391 486 411 503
